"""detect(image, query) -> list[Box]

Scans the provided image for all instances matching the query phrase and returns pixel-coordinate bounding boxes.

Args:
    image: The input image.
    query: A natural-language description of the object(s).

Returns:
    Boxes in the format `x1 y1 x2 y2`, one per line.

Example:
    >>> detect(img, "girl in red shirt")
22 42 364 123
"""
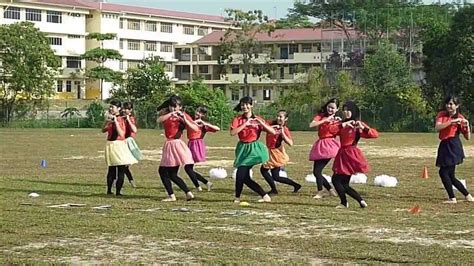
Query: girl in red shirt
260 110 301 194
331 101 378 208
185 105 220 191
102 100 138 196
157 95 199 202
122 102 142 188
231 96 275 203
435 95 473 203
309 98 340 199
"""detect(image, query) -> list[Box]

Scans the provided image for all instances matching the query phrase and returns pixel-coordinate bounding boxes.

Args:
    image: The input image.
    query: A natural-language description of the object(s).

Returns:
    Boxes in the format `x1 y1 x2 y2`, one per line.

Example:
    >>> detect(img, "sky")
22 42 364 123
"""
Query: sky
107 0 472 19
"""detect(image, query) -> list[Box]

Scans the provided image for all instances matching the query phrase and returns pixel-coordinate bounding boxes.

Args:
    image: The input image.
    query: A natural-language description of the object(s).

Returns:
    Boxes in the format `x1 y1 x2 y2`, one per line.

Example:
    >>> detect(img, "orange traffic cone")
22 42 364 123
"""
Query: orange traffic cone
421 166 429 179
409 204 421 214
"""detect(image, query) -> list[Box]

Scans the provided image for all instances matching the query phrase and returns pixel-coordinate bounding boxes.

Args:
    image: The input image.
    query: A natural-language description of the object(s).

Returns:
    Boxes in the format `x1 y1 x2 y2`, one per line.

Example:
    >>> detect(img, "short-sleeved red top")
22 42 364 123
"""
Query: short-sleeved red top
265 123 292 149
124 116 137 139
187 121 218 140
106 116 126 141
230 115 266 143
162 112 193 139
436 111 469 140
313 114 340 139
328 121 378 147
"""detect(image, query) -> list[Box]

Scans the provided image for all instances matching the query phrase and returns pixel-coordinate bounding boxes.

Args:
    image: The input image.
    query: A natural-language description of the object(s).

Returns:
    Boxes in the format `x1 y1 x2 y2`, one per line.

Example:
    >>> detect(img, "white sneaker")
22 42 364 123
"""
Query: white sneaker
466 194 474 202
329 188 338 197
313 191 324 199
257 194 271 203
234 198 241 204
162 194 177 202
206 182 213 191
130 180 137 188
443 198 457 204
336 203 349 209
360 200 368 208
197 186 203 192
186 192 195 201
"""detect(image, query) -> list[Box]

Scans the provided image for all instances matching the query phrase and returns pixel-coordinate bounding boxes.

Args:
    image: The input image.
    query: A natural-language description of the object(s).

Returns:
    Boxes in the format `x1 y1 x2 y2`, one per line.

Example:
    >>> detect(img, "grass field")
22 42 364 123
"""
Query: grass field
1 128 473 264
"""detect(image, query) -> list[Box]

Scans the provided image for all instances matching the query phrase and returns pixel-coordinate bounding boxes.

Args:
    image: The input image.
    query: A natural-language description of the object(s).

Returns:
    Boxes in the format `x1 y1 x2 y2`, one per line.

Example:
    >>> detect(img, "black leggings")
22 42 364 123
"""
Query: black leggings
439 165 469 199
260 166 300 192
313 159 333 191
332 174 363 206
235 166 266 198
184 164 208 188
124 165 133 182
107 165 125 195
158 166 190 195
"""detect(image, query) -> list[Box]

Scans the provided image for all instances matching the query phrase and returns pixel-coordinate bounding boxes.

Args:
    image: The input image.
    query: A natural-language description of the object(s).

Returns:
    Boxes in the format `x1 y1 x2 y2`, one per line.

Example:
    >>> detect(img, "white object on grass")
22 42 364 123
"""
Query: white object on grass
350 173 367 184
209 167 228 179
28 192 40 198
374 175 398 187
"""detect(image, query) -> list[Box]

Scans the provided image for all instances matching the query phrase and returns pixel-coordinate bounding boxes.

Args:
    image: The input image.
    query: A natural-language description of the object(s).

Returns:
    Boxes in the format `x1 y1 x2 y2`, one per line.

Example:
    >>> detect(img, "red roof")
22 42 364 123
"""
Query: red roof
194 28 361 44
31 0 227 23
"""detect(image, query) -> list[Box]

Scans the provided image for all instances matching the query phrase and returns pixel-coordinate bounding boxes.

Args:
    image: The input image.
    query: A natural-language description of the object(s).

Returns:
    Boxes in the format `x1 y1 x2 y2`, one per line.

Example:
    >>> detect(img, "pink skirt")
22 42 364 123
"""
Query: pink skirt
332 145 369 175
188 138 206 163
160 139 194 167
309 138 341 161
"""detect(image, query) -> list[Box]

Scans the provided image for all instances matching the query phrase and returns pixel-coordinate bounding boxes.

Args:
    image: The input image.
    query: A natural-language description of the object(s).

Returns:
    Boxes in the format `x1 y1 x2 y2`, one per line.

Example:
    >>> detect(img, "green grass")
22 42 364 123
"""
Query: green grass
1 129 473 264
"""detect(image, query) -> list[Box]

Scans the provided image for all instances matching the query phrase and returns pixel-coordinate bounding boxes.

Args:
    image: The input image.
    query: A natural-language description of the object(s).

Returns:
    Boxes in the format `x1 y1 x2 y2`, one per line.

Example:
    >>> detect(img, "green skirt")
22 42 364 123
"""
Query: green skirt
234 141 269 167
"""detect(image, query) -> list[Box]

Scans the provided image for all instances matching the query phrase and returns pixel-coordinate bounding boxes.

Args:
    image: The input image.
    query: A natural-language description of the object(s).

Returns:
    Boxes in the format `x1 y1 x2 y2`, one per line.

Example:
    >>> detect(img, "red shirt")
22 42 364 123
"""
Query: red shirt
162 112 193 139
106 116 126 141
230 115 266 143
313 114 340 139
187 121 218 140
265 124 292 149
125 116 137 139
329 121 378 147
436 111 469 140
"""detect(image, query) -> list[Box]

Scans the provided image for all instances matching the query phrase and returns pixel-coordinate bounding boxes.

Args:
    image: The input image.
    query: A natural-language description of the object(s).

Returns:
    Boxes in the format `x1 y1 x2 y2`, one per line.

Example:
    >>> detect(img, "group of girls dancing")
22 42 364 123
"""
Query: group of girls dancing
102 94 473 207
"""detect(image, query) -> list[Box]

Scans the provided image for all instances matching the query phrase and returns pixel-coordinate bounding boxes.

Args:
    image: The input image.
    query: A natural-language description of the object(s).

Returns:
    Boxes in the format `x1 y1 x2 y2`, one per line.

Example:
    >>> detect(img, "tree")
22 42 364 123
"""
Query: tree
275 13 313 29
81 32 122 100
177 80 234 129
110 56 172 128
218 9 275 96
0 22 60 125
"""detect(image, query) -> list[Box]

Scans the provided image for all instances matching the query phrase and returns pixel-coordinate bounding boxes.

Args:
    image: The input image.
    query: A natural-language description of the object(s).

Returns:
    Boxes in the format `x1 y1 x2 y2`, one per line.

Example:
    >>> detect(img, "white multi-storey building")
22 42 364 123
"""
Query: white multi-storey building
0 0 230 100
0 0 91 99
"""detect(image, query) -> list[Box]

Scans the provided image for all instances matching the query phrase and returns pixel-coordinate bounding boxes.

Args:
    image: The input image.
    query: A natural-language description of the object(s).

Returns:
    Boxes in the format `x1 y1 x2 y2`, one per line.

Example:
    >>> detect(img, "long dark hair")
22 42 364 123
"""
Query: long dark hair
342 100 360 122
234 96 253 112
441 95 461 118
157 95 183 114
271 110 288 127
319 98 339 116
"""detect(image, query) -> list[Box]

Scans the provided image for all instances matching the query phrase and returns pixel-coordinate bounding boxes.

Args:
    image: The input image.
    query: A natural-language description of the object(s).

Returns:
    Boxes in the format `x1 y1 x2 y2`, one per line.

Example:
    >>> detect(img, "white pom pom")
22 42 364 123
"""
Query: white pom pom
28 192 40 198
350 173 367 184
305 174 316 183
209 167 228 179
374 175 398 187
232 168 253 179
323 174 332 183
453 179 467 191
279 169 288 178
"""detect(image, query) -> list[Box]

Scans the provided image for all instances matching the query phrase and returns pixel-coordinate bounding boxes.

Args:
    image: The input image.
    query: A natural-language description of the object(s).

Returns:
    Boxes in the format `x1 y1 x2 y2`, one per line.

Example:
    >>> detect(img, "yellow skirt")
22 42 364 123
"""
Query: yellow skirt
262 146 289 169
105 140 139 166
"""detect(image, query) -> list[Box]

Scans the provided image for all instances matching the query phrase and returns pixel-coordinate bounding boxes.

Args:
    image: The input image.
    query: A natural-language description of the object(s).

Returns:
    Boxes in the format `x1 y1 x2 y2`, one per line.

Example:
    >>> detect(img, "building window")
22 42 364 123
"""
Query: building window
68 35 81 39
74 81 81 91
145 41 157 51
26 8 41 21
48 37 62 46
165 63 173 72
263 89 271 101
145 21 157 32
66 57 81 68
119 18 124 29
231 89 240 101
66 80 72 92
289 65 296 75
69 13 81 17
56 80 63 92
252 89 257 97
231 65 239 74
302 44 312 53
183 25 194 35
128 60 140 69
198 28 208 36
4 7 20 20
127 19 140 30
47 11 62 23
198 65 209 73
119 39 123 50
119 60 124 70
160 42 172 52
160 23 172 33
289 44 298 55
127 40 140 51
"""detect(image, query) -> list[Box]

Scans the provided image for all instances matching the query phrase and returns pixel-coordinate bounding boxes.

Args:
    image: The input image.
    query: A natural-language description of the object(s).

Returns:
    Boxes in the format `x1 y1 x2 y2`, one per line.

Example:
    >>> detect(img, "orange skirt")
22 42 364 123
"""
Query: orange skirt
262 146 289 169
